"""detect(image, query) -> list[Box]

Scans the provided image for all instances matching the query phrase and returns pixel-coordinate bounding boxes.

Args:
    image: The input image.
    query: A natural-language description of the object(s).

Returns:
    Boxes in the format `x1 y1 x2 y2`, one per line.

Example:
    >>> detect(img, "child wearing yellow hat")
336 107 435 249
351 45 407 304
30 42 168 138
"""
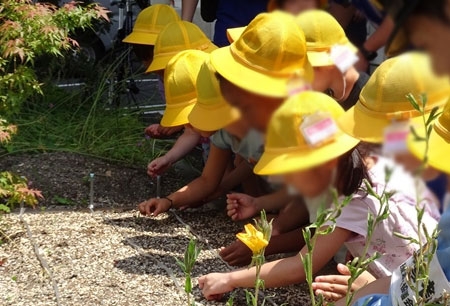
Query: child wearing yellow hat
324 2 450 304
343 102 450 306
138 54 269 217
143 20 217 138
224 10 364 110
122 4 180 67
336 51 449 212
211 11 313 132
310 52 449 303
296 9 369 110
209 11 319 266
198 91 438 300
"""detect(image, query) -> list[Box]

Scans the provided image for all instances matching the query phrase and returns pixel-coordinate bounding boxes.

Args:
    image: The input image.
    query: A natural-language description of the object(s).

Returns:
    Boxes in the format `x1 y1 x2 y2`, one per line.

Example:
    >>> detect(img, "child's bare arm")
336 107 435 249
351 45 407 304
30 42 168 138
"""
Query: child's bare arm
200 226 352 299
139 144 232 214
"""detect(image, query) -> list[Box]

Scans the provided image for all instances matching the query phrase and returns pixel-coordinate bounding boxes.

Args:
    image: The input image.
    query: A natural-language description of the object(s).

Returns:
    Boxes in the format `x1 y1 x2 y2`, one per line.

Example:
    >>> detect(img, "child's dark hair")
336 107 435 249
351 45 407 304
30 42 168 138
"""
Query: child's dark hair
411 0 450 25
336 143 373 196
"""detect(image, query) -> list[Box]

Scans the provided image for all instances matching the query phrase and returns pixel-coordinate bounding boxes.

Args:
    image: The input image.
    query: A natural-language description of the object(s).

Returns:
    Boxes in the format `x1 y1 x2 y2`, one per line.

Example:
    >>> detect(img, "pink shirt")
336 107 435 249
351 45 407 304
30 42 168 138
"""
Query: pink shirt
331 157 439 278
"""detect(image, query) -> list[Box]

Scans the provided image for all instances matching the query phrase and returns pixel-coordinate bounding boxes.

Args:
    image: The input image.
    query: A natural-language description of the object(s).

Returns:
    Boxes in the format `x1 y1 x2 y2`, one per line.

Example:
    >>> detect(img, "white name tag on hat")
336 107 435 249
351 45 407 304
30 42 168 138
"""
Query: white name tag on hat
330 44 359 73
390 251 450 306
301 112 338 146
382 121 410 155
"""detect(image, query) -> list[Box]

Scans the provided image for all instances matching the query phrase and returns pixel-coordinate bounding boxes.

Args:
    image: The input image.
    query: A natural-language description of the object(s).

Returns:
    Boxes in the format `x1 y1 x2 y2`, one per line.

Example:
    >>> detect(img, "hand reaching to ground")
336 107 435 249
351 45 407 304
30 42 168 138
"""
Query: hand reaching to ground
226 193 258 221
147 156 171 177
137 197 172 217
145 124 183 138
219 239 252 267
198 272 233 300
312 263 376 301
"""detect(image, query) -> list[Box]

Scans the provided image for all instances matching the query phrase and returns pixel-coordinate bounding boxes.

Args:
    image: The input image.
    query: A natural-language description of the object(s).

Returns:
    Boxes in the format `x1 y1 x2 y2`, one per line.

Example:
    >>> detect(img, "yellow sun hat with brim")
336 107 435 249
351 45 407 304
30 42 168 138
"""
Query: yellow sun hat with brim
267 0 329 12
211 11 314 98
338 52 450 143
160 50 210 127
188 59 241 132
146 21 217 72
407 102 450 174
122 4 180 45
254 91 360 175
295 10 358 68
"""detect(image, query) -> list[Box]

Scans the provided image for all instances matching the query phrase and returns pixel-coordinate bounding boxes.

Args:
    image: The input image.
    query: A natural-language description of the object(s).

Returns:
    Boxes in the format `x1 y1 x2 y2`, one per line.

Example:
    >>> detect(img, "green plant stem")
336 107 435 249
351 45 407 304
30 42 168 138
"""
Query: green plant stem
345 182 390 306
254 261 261 306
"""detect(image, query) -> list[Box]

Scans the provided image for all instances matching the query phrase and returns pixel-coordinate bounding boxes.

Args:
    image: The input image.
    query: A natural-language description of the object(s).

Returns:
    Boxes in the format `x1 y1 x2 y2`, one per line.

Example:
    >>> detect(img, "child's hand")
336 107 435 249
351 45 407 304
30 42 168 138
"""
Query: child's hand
219 240 252 266
198 272 233 300
145 124 162 138
312 263 375 302
137 198 172 217
147 156 171 177
226 193 258 221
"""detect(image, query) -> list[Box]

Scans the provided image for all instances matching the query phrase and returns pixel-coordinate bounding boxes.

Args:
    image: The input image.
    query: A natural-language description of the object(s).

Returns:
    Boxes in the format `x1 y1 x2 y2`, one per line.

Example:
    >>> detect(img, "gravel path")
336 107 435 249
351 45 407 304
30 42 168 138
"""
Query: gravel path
0 204 315 306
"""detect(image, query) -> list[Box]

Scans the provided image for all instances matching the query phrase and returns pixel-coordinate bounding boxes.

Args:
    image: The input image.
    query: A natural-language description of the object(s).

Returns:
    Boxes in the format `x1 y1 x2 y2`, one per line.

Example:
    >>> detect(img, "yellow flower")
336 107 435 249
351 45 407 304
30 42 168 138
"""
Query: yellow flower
236 224 269 254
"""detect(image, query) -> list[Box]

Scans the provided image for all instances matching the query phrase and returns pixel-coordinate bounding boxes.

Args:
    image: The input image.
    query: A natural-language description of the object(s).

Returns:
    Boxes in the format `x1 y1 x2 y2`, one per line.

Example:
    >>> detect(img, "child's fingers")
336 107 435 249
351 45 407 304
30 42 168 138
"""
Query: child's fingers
336 263 351 275
314 288 345 302
197 276 205 289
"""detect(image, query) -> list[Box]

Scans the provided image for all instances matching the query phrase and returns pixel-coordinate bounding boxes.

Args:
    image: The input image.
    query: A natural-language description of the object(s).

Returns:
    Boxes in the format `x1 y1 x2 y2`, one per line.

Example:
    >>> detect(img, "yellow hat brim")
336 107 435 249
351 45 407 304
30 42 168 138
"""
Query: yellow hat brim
307 51 335 67
338 103 394 143
408 123 450 175
226 27 246 44
123 32 158 45
307 42 358 67
146 44 217 72
161 102 195 127
254 134 359 175
188 103 240 132
211 46 314 98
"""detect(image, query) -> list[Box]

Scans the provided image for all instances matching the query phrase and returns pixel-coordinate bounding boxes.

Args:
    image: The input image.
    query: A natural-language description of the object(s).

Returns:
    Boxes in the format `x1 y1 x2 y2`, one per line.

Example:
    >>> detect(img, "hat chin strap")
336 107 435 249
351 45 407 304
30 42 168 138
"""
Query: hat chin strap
325 74 347 102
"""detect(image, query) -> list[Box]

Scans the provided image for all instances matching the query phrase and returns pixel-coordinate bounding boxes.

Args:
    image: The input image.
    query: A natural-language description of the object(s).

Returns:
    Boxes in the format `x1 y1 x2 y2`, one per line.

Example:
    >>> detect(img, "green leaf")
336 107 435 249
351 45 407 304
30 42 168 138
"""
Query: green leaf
426 107 441 126
406 93 421 112
0 204 10 213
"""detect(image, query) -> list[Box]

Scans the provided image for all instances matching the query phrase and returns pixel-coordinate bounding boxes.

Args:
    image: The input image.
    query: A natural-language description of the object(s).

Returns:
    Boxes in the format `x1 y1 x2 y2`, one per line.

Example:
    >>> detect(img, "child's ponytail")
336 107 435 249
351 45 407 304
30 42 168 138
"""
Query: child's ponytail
336 145 372 196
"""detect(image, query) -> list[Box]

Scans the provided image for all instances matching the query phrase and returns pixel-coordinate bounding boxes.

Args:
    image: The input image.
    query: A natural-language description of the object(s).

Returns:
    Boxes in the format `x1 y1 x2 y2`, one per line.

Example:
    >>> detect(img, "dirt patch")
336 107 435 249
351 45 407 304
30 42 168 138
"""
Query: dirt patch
0 152 336 305
0 152 197 208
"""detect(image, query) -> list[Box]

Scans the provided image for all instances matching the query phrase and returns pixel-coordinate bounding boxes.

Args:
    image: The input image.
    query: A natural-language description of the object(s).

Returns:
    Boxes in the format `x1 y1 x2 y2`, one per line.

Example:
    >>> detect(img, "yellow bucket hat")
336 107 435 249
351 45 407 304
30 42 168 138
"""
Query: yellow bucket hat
338 52 450 143
188 59 241 131
295 10 357 68
408 101 450 174
146 21 217 72
122 4 180 45
211 11 314 98
254 91 360 175
160 50 210 127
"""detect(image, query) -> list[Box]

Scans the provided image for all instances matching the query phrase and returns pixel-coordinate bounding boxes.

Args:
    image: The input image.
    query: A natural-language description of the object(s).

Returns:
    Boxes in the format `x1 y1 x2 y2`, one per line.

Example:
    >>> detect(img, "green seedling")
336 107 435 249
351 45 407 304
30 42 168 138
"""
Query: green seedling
175 238 201 306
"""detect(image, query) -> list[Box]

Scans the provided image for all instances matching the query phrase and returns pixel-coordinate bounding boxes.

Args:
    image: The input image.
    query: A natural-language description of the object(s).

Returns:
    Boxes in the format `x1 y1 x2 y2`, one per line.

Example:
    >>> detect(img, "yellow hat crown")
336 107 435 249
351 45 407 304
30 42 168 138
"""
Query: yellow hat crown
188 59 240 131
358 52 450 120
147 21 217 72
231 11 312 81
161 50 209 127
254 91 359 174
296 10 351 52
122 4 180 45
434 101 450 142
196 59 226 108
266 91 346 150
